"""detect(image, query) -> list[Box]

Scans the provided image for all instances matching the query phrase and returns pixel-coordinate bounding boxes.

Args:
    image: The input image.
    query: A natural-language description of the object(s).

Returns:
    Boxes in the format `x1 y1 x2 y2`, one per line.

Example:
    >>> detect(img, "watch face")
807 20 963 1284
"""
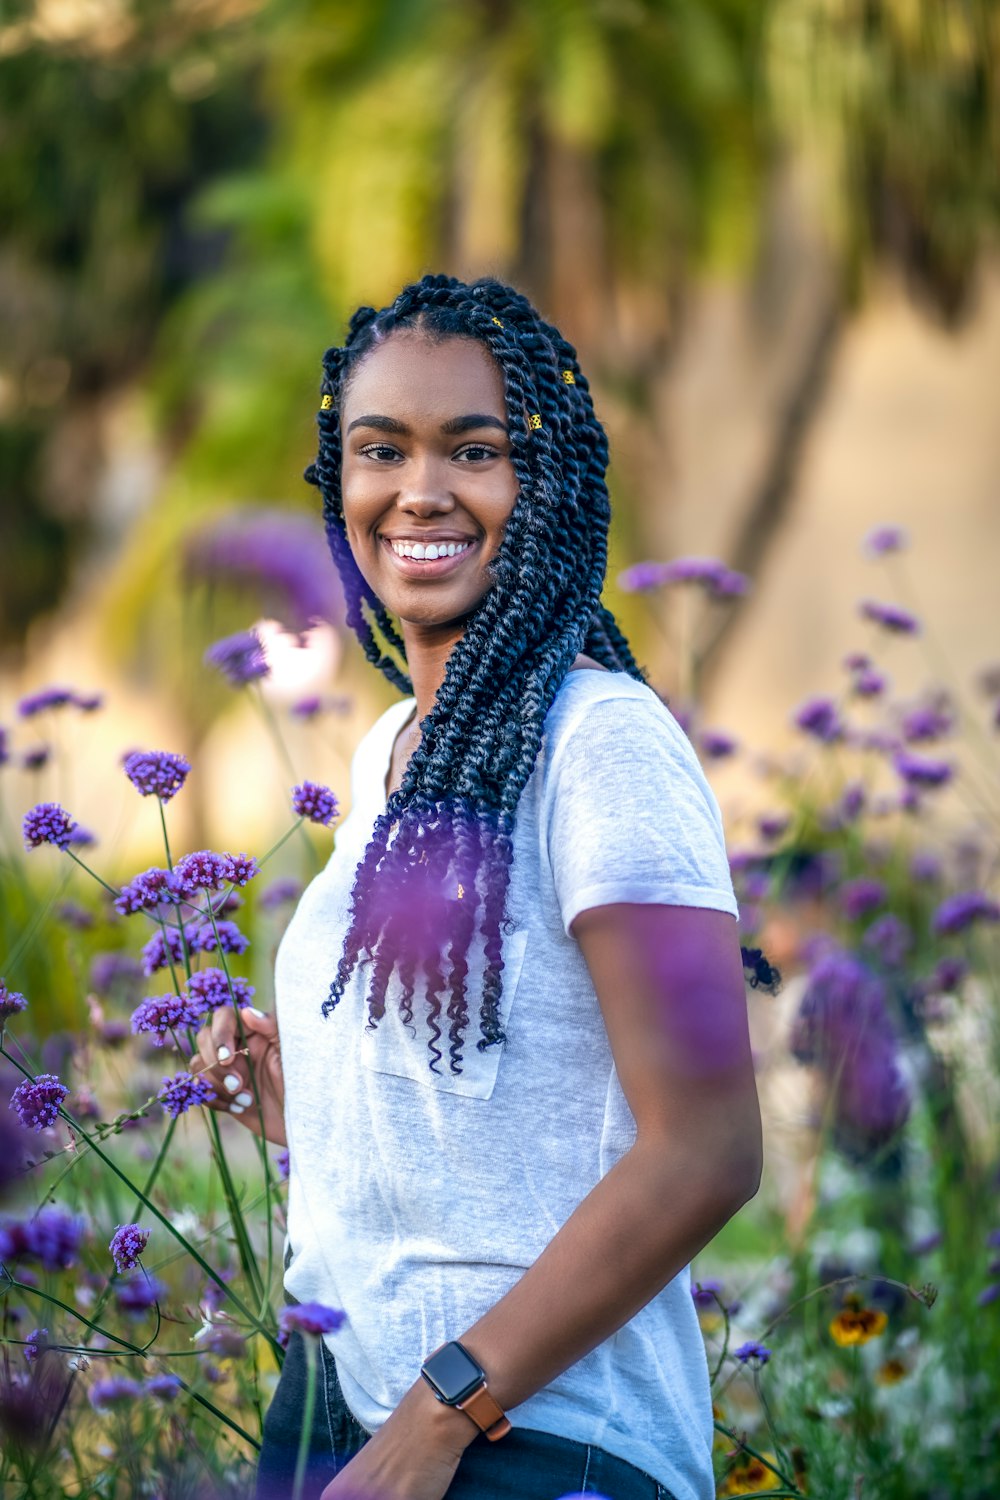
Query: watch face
423 1342 484 1404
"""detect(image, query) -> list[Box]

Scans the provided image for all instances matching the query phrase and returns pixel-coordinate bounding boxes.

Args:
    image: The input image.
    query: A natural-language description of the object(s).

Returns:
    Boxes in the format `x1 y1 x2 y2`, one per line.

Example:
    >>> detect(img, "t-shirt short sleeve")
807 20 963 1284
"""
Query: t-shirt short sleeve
544 691 739 936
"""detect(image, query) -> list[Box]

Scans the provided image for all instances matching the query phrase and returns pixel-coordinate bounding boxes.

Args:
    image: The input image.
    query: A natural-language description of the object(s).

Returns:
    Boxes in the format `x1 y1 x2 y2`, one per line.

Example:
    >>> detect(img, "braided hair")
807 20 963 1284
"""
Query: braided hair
304 274 644 1074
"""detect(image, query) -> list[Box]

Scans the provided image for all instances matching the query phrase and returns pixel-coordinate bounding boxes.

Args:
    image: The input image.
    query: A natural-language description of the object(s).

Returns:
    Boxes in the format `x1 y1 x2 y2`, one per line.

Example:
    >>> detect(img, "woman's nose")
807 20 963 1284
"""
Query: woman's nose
396 456 455 514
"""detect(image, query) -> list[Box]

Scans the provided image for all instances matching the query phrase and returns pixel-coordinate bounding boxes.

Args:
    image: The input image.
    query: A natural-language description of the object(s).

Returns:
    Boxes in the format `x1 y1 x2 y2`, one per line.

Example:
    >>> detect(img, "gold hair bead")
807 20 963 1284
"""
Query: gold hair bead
562 370 576 384
320 393 334 410
528 413 543 430
491 317 504 329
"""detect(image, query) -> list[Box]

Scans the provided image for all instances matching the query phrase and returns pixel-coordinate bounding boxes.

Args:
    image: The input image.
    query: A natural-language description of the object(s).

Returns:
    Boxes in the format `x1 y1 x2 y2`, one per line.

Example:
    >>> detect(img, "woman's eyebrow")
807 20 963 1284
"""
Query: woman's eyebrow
346 413 508 437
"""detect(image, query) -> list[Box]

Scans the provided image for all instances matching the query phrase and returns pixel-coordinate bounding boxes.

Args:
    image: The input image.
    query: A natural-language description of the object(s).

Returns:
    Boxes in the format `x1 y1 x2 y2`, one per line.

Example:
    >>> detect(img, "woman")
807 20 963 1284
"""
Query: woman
195 275 761 1500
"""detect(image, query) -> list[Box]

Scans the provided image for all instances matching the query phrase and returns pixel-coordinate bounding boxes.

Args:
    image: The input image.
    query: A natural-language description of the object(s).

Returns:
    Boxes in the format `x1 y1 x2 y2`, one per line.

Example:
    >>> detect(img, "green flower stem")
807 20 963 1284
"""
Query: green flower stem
0 1042 280 1357
64 848 120 898
157 796 174 870
251 687 320 870
258 815 307 869
713 1421 803 1497
292 1333 319 1500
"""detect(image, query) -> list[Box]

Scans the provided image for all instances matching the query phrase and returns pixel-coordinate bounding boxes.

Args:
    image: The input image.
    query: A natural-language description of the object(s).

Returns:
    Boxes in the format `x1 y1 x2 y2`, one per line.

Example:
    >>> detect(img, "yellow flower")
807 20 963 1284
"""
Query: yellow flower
876 1357 908 1385
829 1305 888 1347
718 1453 782 1495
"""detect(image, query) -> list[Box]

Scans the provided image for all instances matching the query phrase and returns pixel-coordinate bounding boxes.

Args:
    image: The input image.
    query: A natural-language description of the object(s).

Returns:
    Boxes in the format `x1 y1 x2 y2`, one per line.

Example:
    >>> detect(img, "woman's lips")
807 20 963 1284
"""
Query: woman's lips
379 536 480 577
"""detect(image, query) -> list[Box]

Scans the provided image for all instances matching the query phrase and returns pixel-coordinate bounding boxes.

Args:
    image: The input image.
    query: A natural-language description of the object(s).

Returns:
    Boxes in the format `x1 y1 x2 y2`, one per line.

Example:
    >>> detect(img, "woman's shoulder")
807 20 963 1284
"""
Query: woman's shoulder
546 666 684 746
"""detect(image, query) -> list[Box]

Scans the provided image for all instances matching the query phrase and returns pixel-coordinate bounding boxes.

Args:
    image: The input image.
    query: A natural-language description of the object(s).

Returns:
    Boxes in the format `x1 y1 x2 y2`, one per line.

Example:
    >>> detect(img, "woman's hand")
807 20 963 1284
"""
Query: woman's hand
191 1004 286 1147
319 1378 473 1500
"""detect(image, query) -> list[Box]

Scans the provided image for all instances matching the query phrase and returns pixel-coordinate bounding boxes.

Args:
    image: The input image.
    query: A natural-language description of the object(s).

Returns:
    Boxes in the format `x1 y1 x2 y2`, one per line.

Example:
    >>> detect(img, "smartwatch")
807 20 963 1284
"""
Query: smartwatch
420 1340 511 1441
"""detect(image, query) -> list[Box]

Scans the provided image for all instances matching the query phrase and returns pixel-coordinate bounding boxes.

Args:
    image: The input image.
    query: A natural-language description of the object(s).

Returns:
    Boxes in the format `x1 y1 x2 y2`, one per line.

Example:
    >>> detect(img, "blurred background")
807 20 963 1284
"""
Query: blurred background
1 0 998 858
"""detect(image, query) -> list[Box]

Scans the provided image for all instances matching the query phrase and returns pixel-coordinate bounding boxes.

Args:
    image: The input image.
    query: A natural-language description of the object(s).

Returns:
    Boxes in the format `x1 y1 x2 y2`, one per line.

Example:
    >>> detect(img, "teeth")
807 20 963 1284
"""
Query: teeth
388 539 473 561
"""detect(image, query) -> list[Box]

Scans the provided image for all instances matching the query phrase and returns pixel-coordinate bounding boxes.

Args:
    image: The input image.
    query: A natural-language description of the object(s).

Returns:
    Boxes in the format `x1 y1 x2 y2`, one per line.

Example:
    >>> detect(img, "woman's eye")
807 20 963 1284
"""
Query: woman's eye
359 443 401 462
455 444 497 463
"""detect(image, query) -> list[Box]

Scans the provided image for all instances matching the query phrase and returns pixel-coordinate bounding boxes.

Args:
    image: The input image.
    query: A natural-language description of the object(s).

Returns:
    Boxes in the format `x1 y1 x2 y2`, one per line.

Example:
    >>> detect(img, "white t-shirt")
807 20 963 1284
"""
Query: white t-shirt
277 669 738 1500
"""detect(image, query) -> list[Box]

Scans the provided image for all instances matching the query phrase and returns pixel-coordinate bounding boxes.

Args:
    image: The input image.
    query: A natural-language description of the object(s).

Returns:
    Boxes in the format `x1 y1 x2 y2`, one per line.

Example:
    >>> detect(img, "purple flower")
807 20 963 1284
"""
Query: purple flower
89 1376 144 1411
0 980 28 1021
276 1147 290 1180
24 1328 48 1364
690 1279 724 1308
278 1302 346 1338
852 666 889 698
901 701 954 743
10 1075 69 1131
204 629 270 686
54 898 96 927
733 1340 771 1367
123 749 191 802
839 878 887 921
893 750 953 789
976 1283 1000 1308
172 850 231 899
145 1373 182 1401
186 969 255 1012
700 729 739 760
932 891 1000 937
131 993 206 1044
109 1224 149 1273
17 687 74 717
114 867 179 917
140 928 189 976
756 814 790 842
859 599 921 635
157 1071 216 1118
290 695 323 720
863 525 907 557
21 745 50 771
259 877 302 910
663 557 749 596
22 802 77 851
793 697 844 743
90 951 143 997
863 914 913 968
909 1230 943 1256
185 507 344 633
224 852 259 887
292 781 339 826
929 956 968 992
910 850 942 883
67 825 97 848
617 561 671 593
987 1229 1000 1250
188 920 249 956
199 1324 248 1360
73 691 104 712
0 725 8 765
115 1272 168 1315
0 1208 85 1270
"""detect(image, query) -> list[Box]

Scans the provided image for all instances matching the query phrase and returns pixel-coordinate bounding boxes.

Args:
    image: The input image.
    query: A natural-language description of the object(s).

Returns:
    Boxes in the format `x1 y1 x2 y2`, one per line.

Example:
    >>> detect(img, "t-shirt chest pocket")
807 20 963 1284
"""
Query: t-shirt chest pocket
358 929 528 1100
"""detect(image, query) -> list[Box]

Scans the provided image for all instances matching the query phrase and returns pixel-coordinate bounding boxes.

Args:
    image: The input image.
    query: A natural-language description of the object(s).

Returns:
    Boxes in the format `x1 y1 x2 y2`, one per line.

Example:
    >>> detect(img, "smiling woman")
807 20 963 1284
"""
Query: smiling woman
196 276 760 1500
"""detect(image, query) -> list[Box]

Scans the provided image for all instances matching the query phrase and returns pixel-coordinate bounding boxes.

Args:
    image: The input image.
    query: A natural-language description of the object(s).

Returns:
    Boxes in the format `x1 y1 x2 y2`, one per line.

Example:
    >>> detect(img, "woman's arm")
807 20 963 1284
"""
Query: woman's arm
321 902 761 1496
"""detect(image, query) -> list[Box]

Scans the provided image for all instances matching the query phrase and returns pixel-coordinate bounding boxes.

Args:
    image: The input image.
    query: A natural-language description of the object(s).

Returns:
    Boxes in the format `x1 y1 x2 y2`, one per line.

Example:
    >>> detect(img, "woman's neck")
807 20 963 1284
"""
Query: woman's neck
401 620 465 721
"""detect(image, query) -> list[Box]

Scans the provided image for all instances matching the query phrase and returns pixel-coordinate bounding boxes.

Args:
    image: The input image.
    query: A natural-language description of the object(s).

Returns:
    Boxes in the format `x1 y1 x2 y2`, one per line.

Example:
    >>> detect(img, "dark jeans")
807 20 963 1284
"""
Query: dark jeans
256 1331 678 1500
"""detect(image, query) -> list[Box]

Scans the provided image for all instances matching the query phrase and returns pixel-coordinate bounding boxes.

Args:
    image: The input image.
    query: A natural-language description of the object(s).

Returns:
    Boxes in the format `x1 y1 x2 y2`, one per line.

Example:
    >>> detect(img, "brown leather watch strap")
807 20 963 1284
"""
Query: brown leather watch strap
455 1383 512 1441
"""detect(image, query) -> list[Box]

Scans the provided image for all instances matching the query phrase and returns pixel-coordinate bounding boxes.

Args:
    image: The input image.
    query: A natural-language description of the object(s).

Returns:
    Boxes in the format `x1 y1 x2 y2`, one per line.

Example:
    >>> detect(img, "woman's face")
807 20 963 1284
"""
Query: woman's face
339 331 519 637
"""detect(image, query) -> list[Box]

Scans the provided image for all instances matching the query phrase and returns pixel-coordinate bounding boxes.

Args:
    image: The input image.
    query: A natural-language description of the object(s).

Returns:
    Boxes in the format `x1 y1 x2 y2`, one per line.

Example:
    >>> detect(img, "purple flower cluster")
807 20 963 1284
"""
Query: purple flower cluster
141 929 188 976
17 686 102 717
185 507 344 633
699 729 739 760
733 1340 772 1367
863 914 913 968
790 948 909 1156
292 781 339 826
90 951 143 997
901 700 954 743
116 1272 168 1315
839 878 887 921
859 598 921 635
10 1074 69 1131
123 749 191 802
0 1207 85 1269
89 1376 144 1411
189 920 250 957
172 850 232 898
146 1373 182 1401
225 852 259 887
22 802 77 851
22 745 50 771
186 969 255 1012
278 1302 346 1338
932 890 1000 937
0 725 8 765
259 877 302 910
618 556 749 598
893 749 954 789
131 993 206 1044
863 525 907 557
793 696 844 743
204 629 270 686
114 867 178 917
157 1071 216 1118
0 979 27 1021
109 1223 149 1273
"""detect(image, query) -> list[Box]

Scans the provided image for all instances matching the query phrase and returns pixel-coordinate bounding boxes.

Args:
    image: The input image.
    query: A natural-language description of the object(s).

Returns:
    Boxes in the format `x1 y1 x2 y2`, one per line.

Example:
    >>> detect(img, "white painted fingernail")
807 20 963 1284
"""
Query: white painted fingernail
224 1074 241 1093
245 1007 266 1019
217 1046 232 1063
235 1091 253 1108
230 1103 245 1115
